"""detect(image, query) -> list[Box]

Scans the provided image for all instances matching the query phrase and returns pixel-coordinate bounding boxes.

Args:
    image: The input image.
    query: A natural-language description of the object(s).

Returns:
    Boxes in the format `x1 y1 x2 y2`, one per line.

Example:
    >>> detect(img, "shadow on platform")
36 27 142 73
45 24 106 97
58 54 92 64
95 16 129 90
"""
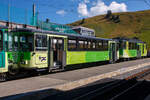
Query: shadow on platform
1 77 150 100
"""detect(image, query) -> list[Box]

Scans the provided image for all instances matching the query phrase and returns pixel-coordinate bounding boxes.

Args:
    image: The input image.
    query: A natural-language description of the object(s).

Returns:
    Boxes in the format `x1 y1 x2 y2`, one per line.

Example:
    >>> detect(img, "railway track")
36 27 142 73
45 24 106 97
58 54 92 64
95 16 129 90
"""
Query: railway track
72 69 150 100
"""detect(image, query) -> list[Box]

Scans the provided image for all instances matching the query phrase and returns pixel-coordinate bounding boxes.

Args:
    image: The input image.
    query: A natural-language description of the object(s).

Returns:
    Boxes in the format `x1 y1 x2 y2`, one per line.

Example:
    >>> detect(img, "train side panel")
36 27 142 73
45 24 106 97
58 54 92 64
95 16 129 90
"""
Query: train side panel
66 51 109 65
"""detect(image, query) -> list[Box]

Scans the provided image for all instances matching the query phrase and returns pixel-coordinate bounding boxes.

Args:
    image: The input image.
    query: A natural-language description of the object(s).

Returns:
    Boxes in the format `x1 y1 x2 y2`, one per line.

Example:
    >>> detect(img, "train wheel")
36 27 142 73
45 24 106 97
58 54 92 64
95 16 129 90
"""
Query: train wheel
0 73 7 82
8 65 19 75
123 58 127 62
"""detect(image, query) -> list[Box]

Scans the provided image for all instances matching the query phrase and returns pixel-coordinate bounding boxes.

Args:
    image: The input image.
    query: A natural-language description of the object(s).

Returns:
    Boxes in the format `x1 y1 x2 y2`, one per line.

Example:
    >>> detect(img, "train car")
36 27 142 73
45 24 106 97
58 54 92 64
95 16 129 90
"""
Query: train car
0 25 18 81
0 26 28 81
0 25 8 81
11 28 119 72
114 37 147 60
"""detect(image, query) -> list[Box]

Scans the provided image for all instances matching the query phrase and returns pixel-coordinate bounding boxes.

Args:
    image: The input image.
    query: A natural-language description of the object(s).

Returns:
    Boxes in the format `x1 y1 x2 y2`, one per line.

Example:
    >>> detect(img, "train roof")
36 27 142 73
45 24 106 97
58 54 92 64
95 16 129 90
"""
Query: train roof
113 37 145 43
12 28 114 41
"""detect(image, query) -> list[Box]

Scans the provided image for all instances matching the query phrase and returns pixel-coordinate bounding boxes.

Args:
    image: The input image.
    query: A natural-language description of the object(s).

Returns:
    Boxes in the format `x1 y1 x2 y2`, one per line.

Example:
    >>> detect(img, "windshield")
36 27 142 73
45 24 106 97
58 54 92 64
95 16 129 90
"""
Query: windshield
19 35 34 51
0 31 3 51
35 34 47 51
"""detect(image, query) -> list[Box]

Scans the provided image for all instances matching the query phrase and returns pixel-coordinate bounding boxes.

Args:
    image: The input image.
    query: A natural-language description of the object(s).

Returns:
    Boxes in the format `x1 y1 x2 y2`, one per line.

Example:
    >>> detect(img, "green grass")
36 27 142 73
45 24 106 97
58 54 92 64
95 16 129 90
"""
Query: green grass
69 10 150 50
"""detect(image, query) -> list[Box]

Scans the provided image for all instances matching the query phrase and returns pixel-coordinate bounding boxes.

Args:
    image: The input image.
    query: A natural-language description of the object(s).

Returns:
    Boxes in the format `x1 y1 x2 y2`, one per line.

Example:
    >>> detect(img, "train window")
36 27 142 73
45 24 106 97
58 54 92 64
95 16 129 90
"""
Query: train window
123 42 126 49
35 34 47 51
4 33 7 41
88 41 91 50
0 33 1 41
58 39 63 50
129 42 131 50
0 31 3 51
68 39 77 51
129 42 137 50
4 33 8 51
28 36 34 51
119 41 123 49
14 36 18 51
103 41 108 51
92 42 96 49
134 43 137 49
52 38 64 50
14 36 18 42
116 43 119 51
84 41 88 50
20 36 26 43
8 35 13 51
19 35 34 51
96 41 102 51
79 40 84 50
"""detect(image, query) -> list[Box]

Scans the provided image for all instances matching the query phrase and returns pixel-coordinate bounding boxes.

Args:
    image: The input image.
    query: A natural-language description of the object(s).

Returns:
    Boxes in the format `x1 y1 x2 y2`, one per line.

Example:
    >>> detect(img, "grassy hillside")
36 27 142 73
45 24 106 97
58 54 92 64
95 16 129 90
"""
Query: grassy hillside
69 10 150 50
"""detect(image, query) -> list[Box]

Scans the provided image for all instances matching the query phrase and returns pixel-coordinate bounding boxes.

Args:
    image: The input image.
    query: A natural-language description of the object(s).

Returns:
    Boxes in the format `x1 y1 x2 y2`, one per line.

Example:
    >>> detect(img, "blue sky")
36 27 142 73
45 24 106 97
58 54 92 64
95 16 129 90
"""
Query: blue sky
0 0 150 24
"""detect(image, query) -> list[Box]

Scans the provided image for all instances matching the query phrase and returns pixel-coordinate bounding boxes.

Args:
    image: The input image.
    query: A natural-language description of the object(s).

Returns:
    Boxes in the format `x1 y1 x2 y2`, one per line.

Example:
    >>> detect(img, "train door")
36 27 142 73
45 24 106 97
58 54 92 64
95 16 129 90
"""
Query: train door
109 42 117 63
48 37 66 71
0 30 4 68
137 44 141 58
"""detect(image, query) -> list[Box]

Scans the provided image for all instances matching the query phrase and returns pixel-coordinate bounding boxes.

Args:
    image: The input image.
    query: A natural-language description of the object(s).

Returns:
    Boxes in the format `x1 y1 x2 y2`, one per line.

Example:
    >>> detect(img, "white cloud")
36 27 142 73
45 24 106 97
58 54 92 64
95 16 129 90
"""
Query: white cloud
56 10 66 16
78 3 89 16
77 0 127 17
84 0 90 3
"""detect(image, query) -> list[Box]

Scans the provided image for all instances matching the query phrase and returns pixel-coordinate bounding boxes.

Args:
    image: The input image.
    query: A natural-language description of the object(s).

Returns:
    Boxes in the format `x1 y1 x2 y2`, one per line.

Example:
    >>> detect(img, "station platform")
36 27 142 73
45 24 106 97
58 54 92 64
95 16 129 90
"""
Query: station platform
1 58 150 100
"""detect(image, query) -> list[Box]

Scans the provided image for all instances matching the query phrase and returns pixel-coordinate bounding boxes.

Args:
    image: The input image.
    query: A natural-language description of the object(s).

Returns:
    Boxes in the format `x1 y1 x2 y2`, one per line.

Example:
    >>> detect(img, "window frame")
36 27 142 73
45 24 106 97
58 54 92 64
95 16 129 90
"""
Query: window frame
35 34 48 51
0 30 3 51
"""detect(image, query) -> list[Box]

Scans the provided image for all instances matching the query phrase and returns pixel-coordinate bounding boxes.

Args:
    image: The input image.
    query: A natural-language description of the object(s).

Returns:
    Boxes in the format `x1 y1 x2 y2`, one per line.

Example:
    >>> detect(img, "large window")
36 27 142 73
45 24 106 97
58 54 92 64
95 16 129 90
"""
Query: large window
68 39 77 51
68 37 108 51
103 40 108 51
19 35 34 51
129 42 137 50
35 34 47 51
79 40 84 50
87 41 91 50
96 40 108 51
0 31 3 51
14 36 18 51
96 40 102 50
52 38 64 50
78 38 89 50
8 34 13 51
119 41 126 49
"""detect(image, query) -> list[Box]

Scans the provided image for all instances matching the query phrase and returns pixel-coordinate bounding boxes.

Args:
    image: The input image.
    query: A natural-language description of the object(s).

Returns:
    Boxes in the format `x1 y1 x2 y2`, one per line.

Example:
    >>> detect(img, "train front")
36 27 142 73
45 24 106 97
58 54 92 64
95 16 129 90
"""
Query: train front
12 29 35 71
0 28 9 81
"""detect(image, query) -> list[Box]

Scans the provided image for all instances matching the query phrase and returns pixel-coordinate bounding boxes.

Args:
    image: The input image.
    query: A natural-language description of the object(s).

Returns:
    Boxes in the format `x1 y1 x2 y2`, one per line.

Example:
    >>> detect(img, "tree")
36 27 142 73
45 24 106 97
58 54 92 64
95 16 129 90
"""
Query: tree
80 18 85 25
105 10 112 19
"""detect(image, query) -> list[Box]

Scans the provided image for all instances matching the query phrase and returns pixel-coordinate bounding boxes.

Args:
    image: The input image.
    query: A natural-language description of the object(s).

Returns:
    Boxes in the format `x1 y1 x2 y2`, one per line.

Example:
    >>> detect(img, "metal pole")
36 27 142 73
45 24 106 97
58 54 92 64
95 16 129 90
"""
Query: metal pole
8 0 10 27
25 9 28 25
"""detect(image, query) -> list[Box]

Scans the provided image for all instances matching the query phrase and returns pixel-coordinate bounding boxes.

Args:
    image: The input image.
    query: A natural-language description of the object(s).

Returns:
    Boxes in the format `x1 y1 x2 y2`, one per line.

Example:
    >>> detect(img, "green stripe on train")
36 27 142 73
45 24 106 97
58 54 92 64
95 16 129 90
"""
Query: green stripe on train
128 50 137 57
7 52 31 63
66 51 109 65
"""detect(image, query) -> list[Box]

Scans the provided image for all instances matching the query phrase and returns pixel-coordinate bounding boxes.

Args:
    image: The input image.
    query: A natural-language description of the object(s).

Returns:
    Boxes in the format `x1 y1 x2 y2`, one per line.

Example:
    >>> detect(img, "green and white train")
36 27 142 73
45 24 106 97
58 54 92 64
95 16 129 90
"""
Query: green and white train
0 27 147 81
114 37 147 59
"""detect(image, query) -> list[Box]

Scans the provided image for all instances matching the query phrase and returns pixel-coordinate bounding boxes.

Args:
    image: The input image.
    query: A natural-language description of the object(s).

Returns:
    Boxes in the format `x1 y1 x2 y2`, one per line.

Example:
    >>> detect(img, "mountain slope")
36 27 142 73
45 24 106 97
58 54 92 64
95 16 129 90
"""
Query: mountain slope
70 10 150 50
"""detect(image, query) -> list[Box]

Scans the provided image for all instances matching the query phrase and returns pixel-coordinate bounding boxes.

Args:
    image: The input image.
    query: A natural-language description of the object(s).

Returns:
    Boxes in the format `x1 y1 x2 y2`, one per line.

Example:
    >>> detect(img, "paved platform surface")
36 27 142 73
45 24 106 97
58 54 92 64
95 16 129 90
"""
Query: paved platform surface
1 58 150 99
